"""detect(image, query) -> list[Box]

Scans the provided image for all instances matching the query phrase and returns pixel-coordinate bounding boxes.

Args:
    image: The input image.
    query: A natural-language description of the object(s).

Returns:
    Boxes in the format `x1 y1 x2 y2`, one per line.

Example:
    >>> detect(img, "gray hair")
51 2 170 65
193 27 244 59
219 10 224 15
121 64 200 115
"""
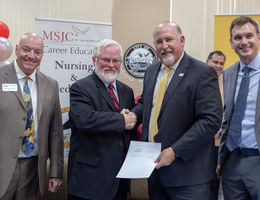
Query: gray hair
93 39 123 58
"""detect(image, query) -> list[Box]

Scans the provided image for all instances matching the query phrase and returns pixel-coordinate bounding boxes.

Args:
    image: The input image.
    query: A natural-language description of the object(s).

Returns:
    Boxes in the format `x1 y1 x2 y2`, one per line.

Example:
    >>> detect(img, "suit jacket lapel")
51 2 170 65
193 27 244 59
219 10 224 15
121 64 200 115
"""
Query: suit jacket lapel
146 62 161 115
93 73 118 112
225 63 239 121
160 53 188 115
36 71 45 124
116 81 125 110
4 63 25 110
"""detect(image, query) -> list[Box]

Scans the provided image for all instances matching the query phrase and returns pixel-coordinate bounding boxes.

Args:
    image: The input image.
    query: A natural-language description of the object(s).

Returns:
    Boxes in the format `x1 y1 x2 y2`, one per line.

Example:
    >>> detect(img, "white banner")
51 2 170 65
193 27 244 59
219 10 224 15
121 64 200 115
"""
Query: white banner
36 17 112 157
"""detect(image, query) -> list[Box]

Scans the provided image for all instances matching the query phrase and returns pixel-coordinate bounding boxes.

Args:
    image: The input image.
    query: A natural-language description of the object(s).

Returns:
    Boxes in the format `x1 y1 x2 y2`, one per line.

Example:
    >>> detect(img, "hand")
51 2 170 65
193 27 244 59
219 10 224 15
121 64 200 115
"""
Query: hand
214 132 221 140
121 109 137 130
48 178 62 193
155 147 175 169
216 164 221 180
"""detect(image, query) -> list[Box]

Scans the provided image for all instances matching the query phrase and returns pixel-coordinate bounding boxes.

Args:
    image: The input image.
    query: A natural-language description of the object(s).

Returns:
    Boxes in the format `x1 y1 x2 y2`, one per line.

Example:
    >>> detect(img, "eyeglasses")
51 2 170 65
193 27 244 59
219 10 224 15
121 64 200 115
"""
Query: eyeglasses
95 57 122 65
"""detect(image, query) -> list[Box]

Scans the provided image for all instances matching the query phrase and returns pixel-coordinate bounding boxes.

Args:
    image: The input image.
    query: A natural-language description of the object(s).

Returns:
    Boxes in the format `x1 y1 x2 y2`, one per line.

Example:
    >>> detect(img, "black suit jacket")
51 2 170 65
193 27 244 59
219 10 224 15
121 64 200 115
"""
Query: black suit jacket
67 72 136 200
132 52 222 187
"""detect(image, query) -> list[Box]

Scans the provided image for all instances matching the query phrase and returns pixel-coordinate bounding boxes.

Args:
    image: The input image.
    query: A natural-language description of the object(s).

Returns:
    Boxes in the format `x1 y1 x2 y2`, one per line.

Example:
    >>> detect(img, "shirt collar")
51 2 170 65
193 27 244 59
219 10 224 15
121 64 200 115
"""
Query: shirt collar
239 51 260 72
14 60 36 81
104 80 117 91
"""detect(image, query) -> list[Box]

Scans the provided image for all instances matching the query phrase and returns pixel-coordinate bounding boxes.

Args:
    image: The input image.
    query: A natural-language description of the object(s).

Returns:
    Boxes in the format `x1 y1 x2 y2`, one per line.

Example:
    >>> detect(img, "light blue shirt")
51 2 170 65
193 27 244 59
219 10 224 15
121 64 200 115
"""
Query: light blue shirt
234 52 260 148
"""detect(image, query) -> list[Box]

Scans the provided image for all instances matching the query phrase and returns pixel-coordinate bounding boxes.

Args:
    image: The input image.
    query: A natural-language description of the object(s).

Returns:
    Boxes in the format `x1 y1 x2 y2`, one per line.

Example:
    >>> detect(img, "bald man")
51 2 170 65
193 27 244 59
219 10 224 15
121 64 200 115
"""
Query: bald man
0 33 64 200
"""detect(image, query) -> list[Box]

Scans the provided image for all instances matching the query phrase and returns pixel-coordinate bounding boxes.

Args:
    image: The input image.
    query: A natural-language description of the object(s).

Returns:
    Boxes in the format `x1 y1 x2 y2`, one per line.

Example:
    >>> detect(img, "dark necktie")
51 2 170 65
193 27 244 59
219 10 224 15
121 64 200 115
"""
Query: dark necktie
226 66 251 151
108 84 119 110
22 76 34 156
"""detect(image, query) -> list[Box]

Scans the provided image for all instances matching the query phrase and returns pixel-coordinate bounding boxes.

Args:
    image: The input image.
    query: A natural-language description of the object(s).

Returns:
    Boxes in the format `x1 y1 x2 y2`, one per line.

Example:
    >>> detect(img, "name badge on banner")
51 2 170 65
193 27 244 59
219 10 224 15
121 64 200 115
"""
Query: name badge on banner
2 83 18 92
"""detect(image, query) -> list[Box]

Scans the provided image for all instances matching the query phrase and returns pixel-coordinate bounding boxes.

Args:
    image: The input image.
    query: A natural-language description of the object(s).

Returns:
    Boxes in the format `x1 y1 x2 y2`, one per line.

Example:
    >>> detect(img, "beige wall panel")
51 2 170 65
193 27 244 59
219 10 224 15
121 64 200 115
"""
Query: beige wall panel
172 0 209 60
113 0 171 97
1 0 260 77
0 0 112 61
234 0 260 13
171 0 260 62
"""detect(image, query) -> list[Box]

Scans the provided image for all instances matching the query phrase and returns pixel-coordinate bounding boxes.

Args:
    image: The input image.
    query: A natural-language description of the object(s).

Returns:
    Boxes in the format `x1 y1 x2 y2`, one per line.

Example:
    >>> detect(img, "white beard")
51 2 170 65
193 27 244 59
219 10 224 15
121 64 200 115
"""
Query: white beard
162 55 175 66
95 67 119 84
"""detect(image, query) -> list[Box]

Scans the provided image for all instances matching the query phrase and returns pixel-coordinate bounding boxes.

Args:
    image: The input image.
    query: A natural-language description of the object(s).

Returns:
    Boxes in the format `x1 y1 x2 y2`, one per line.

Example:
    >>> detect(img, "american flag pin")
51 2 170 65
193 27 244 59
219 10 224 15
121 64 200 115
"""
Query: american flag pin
179 73 184 76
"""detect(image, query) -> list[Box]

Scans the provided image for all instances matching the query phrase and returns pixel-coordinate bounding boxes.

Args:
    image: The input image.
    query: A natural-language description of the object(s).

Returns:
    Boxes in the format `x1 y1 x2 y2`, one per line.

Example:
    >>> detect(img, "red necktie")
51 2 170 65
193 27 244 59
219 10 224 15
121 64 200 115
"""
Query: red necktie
108 84 119 110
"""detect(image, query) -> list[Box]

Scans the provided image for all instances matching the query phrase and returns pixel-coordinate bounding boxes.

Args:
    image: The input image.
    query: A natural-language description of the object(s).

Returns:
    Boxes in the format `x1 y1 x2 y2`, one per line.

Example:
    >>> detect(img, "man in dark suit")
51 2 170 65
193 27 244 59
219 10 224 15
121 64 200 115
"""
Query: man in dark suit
217 16 260 200
132 22 222 199
67 39 137 200
0 33 64 200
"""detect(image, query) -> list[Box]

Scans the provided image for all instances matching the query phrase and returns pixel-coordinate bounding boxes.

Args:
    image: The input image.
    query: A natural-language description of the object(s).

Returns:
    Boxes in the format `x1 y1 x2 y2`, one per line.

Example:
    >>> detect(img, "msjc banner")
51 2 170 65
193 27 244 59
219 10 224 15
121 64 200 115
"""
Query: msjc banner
36 17 112 157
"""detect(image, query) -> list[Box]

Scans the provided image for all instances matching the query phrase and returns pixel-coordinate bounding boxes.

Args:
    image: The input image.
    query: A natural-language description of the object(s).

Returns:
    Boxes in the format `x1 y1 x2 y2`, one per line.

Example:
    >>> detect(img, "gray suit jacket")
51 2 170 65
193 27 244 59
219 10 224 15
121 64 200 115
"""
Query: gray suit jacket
0 63 64 197
218 62 260 165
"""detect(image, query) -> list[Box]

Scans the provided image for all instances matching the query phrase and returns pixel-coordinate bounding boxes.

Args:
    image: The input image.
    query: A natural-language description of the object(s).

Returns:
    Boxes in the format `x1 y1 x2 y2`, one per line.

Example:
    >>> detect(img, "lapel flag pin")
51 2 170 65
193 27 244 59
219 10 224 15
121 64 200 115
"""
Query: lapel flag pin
178 73 184 76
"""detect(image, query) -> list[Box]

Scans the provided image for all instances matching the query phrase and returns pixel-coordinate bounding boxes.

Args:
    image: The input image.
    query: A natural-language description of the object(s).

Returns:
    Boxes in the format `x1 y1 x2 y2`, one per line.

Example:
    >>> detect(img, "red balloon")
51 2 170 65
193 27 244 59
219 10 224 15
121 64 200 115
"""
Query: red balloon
0 21 9 39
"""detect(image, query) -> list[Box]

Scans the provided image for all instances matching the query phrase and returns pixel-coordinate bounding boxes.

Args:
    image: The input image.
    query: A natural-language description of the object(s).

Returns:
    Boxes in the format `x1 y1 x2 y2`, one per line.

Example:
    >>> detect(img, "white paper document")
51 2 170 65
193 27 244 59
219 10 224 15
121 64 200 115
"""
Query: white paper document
116 141 161 179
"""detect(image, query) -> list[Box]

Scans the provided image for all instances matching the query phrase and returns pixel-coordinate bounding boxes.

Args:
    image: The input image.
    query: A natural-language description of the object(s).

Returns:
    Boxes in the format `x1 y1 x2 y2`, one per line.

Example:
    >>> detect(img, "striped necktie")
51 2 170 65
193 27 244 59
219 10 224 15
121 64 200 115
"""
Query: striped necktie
108 84 120 110
151 67 171 142
22 76 34 156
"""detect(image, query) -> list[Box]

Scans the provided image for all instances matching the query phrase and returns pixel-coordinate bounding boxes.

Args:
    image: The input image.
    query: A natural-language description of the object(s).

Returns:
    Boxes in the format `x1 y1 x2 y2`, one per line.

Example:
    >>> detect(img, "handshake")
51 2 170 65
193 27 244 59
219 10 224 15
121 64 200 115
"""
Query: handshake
121 109 137 130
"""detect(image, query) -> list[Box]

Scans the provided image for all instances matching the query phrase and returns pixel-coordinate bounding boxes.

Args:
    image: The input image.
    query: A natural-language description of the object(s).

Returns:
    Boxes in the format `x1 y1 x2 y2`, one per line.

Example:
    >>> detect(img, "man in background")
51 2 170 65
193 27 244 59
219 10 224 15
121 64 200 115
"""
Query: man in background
0 33 64 200
206 50 226 77
132 22 222 200
68 39 137 200
206 50 226 200
218 16 260 200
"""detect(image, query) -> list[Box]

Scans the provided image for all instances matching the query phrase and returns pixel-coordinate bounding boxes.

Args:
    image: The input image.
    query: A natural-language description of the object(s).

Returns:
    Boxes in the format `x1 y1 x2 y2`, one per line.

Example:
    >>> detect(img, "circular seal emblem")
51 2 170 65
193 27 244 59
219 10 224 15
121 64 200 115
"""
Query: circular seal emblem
124 43 158 78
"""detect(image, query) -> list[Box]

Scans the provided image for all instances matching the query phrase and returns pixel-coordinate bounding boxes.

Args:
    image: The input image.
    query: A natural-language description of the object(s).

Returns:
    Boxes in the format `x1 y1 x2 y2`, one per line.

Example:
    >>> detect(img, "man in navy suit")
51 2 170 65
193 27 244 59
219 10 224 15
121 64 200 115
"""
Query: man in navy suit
217 16 260 200
67 39 137 200
132 22 222 199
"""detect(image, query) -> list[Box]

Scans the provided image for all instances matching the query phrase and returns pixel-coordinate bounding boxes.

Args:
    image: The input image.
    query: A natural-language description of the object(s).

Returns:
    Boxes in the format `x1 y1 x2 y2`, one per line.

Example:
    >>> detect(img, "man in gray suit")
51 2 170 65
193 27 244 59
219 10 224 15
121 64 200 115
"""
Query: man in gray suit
0 33 64 200
217 16 260 199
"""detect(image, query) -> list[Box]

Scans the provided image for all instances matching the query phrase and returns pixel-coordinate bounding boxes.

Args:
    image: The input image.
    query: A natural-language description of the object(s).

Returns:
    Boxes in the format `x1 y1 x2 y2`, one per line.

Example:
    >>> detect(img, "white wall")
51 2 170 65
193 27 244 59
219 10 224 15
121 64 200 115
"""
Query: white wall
1 0 260 65
0 0 113 61
171 0 260 61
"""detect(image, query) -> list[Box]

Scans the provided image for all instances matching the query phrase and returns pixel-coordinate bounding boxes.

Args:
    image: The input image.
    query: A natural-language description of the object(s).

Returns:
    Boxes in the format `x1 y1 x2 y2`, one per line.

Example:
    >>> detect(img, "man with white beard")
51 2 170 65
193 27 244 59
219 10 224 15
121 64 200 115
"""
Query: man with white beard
67 39 137 200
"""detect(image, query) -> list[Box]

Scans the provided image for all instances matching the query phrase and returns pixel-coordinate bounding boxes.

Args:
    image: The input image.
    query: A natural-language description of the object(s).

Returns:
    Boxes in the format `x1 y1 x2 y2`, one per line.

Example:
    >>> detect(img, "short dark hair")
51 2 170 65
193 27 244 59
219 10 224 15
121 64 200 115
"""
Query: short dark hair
207 50 226 61
230 16 259 38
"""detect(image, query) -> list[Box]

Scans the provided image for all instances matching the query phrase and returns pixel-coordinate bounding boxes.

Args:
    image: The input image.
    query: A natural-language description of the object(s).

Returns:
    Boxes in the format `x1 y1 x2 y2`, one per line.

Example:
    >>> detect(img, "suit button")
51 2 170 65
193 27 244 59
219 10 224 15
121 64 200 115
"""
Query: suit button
19 136 23 139
23 116 26 121
13 155 18 159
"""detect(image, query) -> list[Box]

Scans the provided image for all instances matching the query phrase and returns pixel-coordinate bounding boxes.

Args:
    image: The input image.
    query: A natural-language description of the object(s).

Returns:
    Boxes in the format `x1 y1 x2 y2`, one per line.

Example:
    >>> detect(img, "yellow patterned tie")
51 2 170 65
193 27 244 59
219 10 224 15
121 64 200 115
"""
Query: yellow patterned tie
151 67 171 142
22 76 34 155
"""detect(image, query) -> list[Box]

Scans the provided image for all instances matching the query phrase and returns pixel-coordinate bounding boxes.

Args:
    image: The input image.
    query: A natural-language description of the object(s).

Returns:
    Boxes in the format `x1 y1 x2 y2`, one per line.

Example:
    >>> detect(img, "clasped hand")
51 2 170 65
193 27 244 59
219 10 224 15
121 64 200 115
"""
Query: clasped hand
121 109 137 130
